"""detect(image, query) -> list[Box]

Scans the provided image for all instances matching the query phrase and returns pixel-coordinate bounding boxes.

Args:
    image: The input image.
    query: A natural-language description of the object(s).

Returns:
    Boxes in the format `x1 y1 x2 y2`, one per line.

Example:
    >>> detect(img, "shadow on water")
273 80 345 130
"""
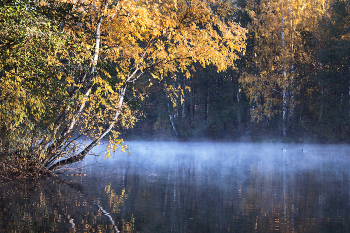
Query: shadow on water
1 142 350 232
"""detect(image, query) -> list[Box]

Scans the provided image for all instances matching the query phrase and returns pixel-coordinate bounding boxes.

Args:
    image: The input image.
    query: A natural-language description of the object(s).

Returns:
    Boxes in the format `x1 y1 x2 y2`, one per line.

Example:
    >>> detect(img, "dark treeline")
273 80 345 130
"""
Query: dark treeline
123 0 350 143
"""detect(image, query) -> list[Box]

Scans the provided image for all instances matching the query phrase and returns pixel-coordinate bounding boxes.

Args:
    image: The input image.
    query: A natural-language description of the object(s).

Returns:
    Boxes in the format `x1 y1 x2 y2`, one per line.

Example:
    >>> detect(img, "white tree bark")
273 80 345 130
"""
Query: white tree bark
280 0 287 137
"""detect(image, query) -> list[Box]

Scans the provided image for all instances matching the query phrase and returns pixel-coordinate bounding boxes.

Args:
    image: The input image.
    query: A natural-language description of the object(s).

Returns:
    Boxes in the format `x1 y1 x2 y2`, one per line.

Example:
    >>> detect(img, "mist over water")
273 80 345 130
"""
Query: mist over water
2 142 350 232
88 141 350 184
83 142 350 232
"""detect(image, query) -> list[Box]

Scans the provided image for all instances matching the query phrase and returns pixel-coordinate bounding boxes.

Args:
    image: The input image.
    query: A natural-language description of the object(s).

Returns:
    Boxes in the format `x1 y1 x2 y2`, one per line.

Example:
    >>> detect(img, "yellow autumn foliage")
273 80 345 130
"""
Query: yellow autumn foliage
0 0 246 176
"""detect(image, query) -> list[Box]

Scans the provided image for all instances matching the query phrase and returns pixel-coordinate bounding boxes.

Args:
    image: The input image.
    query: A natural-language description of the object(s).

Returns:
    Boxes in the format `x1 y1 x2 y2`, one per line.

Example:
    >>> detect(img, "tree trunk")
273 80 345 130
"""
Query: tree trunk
48 85 127 171
165 80 179 137
44 17 105 168
280 0 287 137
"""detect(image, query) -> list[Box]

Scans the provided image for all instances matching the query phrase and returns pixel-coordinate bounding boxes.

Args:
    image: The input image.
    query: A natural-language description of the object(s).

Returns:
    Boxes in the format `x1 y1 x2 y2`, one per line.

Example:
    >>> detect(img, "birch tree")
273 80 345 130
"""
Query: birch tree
241 0 328 137
0 0 246 177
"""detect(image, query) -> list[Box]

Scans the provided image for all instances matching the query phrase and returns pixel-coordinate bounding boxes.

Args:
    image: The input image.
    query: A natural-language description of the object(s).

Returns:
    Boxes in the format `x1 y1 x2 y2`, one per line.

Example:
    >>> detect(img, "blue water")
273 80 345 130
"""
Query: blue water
1 142 350 232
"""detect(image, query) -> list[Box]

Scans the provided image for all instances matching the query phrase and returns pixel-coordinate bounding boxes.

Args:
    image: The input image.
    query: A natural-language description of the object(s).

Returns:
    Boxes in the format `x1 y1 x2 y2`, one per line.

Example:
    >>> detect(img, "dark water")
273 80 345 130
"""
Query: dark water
1 142 350 232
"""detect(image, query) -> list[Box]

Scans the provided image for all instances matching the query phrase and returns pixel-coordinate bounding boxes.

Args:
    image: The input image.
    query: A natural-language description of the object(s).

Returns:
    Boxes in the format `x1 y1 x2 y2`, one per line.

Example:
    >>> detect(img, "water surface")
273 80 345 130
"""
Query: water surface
1 142 350 232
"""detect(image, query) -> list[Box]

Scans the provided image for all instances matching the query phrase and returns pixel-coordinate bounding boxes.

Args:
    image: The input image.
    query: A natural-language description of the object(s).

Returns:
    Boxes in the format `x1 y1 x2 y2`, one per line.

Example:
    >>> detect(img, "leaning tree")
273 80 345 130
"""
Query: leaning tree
0 0 246 177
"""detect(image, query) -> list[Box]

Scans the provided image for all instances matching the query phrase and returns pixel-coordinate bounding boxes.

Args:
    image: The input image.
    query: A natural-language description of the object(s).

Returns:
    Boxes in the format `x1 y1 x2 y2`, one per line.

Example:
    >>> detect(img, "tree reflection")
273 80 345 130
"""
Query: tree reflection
0 177 132 232
2 143 350 232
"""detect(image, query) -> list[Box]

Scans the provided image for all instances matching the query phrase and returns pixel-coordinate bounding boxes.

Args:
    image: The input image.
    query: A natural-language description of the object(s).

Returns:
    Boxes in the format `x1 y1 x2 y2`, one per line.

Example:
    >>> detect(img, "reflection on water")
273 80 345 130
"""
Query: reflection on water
1 142 350 232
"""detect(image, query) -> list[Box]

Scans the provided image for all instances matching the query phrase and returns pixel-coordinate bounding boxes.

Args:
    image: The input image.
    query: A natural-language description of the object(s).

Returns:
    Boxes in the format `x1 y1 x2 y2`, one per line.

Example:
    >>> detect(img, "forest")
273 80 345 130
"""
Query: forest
0 0 349 178
124 0 350 143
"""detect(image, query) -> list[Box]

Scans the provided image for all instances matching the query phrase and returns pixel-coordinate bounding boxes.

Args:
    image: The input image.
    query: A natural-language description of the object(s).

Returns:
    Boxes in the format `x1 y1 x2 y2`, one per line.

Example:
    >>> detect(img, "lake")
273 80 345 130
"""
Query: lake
1 142 350 232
